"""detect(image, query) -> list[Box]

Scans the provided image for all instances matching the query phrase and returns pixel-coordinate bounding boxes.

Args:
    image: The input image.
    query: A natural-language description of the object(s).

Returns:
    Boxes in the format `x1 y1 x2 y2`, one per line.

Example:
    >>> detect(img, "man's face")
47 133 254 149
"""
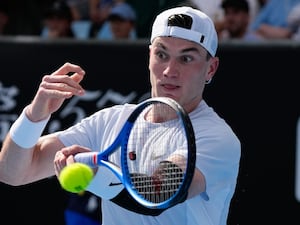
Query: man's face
45 16 71 38
148 36 218 112
109 18 134 39
223 7 249 37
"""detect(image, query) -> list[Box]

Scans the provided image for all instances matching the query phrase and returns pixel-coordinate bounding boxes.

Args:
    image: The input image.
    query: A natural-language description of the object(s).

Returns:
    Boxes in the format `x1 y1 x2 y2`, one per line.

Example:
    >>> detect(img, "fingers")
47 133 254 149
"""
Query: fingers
38 62 86 99
40 74 85 98
52 62 85 78
70 71 85 83
48 62 85 95
54 145 93 177
55 62 85 87
60 145 92 156
25 62 86 122
54 151 69 176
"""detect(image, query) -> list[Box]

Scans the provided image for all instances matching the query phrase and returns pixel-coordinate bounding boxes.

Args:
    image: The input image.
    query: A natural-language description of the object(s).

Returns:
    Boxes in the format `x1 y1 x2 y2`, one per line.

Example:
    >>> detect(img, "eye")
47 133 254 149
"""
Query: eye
180 55 193 63
155 50 168 60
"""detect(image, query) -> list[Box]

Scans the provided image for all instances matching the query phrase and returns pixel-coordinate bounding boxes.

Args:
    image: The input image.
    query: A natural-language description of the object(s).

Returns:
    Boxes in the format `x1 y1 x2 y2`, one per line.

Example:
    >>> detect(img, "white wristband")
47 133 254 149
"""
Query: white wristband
10 107 50 149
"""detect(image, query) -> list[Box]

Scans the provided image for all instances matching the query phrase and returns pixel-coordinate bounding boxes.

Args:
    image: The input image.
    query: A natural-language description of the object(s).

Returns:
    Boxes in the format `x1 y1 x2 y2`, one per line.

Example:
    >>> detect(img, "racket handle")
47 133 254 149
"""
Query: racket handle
74 152 98 167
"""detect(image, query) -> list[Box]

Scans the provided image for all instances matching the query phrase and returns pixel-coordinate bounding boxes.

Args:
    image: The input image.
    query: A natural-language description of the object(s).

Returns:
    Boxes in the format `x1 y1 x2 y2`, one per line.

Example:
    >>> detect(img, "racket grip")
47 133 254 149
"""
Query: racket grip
74 152 98 167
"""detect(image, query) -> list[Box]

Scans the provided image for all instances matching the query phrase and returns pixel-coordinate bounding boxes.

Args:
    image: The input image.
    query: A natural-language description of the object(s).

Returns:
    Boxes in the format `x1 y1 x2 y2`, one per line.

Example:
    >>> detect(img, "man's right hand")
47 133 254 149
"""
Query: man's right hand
26 62 86 122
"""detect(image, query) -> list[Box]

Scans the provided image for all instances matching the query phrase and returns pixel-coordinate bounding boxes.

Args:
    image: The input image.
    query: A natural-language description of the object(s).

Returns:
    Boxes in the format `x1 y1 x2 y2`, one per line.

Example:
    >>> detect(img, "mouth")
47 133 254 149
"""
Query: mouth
161 83 179 90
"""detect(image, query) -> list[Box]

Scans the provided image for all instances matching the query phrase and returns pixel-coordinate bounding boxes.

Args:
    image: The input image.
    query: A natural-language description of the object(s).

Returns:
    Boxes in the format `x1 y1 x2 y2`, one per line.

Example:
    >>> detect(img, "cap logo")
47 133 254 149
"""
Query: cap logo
167 14 205 44
167 14 192 29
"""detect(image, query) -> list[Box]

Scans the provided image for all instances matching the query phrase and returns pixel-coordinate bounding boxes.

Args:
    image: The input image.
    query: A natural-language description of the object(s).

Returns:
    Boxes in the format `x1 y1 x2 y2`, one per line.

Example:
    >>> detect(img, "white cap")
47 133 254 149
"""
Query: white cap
150 6 218 56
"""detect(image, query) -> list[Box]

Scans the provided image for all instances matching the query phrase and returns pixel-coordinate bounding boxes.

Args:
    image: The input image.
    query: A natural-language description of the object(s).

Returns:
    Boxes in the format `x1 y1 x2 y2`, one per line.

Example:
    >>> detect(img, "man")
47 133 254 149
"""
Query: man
218 0 250 40
246 0 300 40
41 0 74 38
96 2 137 39
0 6 241 225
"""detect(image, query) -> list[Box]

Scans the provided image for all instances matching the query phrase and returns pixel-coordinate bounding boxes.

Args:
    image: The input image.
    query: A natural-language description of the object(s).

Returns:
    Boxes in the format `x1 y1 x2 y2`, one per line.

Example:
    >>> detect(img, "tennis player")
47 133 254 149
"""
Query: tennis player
0 6 241 225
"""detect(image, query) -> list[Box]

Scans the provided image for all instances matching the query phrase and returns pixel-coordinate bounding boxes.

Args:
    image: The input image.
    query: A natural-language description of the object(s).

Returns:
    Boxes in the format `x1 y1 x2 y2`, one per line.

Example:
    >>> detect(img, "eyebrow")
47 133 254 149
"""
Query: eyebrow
155 42 201 54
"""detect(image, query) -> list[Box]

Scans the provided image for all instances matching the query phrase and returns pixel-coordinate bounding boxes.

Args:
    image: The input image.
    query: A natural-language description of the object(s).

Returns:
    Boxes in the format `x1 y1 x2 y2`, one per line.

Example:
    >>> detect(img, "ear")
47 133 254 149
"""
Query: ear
205 57 219 83
148 45 152 70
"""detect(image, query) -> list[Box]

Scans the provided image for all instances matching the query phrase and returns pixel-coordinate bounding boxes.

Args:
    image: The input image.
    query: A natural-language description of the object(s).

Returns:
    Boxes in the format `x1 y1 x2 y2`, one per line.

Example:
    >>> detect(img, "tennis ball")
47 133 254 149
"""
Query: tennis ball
59 162 94 193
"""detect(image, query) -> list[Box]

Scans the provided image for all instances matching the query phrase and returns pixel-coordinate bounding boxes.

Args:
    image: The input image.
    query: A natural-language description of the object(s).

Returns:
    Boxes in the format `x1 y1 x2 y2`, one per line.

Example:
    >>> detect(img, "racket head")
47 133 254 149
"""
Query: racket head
121 97 196 209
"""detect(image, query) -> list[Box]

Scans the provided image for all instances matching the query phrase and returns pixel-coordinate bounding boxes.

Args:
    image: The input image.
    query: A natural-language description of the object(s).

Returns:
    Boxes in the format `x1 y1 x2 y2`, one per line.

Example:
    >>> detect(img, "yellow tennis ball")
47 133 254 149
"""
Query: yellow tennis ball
59 162 94 193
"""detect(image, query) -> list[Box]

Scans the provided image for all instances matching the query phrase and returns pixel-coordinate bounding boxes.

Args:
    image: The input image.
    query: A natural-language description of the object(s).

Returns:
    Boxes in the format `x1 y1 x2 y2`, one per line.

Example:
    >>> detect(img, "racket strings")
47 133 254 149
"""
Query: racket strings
130 161 185 203
125 101 190 205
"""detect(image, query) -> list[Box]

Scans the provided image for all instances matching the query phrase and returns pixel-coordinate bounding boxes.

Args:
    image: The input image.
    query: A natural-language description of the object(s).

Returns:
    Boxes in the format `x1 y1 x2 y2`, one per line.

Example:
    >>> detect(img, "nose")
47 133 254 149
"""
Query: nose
163 59 179 77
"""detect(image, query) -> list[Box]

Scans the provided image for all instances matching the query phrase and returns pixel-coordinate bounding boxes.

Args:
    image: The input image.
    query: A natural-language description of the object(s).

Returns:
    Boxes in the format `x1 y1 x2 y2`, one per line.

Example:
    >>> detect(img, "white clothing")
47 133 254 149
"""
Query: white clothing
57 100 241 225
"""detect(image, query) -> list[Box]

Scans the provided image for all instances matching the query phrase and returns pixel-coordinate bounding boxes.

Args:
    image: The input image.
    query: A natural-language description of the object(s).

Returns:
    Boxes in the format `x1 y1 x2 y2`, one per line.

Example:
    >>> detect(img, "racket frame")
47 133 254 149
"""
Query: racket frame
75 97 196 209
121 97 196 209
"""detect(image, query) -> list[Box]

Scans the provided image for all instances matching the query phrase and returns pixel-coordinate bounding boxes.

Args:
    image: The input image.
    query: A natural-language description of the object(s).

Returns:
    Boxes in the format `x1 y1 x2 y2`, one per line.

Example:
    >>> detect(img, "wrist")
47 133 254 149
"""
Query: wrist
25 105 50 122
9 106 50 149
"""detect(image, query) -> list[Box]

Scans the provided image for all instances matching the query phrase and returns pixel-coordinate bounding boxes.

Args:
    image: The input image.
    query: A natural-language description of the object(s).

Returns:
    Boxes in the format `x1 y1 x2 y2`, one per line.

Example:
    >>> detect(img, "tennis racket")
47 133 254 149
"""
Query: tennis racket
74 97 196 209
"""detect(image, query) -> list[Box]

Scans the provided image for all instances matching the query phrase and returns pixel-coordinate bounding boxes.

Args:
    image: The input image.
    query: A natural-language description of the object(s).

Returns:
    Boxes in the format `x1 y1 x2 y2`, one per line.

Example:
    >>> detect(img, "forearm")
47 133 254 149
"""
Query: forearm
0 133 62 185
0 107 57 186
188 168 207 199
0 106 49 185
0 134 36 185
166 154 206 199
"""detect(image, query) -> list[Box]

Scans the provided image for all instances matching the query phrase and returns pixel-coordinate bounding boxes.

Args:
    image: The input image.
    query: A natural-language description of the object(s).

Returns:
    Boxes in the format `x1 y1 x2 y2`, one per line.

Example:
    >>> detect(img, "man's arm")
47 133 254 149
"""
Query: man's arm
0 132 64 185
0 62 86 186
